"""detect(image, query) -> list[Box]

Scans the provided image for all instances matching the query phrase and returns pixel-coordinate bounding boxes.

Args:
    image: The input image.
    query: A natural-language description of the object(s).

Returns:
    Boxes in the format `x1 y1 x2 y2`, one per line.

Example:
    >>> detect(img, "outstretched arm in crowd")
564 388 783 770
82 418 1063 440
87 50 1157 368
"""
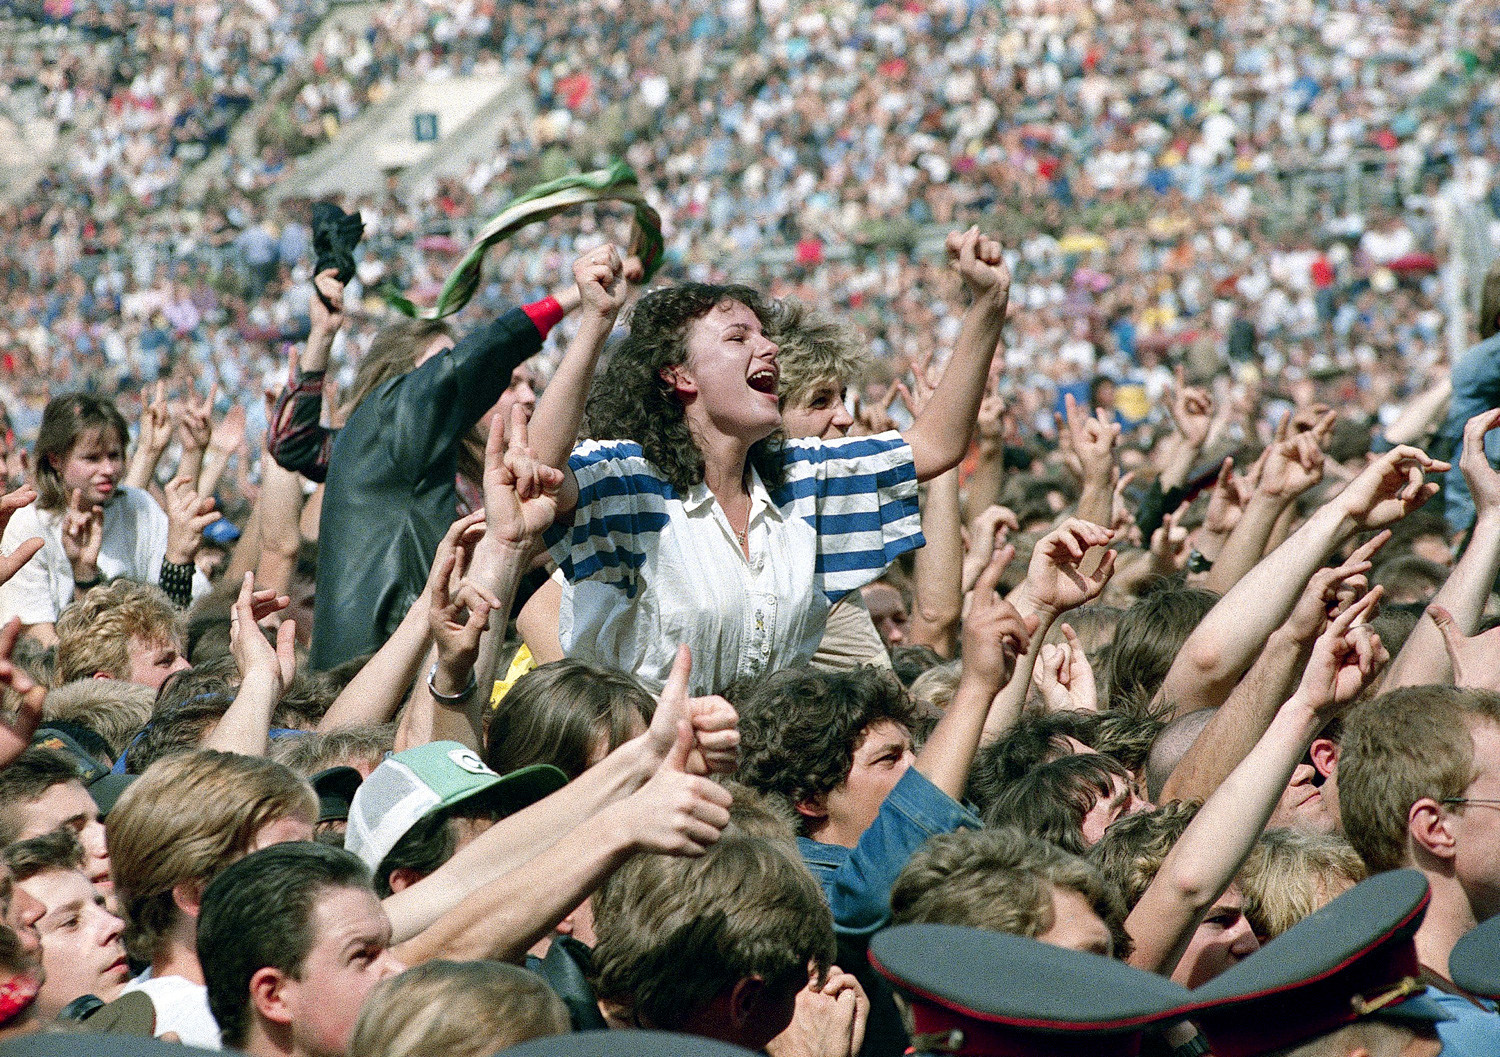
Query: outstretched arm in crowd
961 373 1006 529
394 700 732 963
160 475 219 608
1159 444 1445 717
124 382 174 492
466 404 566 706
1202 416 1331 595
1126 590 1386 976
528 245 633 511
393 512 494 751
1383 409 1500 689
382 645 738 943
1056 393 1119 532
1161 535 1383 803
266 270 343 480
990 519 1115 741
172 384 215 493
903 354 965 658
916 543 1034 796
201 573 295 757
254 444 308 598
900 228 1010 483
196 402 246 499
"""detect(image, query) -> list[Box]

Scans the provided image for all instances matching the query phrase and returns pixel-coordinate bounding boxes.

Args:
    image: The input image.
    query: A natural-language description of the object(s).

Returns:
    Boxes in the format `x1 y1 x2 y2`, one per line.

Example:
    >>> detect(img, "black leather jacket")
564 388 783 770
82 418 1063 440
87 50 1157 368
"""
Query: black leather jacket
309 308 542 670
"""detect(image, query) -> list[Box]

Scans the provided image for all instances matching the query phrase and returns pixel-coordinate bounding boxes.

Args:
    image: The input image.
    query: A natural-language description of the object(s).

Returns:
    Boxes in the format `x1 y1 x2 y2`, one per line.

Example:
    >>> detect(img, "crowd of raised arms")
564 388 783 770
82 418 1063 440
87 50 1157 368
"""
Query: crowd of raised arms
5 1 1500 1057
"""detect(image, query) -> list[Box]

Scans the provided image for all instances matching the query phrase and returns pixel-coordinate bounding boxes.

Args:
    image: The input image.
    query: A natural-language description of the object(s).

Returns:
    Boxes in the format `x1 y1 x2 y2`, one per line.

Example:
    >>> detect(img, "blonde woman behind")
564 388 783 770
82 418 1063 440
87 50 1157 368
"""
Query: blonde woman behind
349 960 569 1057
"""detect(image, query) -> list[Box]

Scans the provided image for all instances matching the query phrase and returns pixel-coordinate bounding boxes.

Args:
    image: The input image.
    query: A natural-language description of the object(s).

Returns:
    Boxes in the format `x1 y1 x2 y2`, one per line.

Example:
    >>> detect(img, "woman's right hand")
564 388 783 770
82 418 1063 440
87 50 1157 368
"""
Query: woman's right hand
573 244 628 318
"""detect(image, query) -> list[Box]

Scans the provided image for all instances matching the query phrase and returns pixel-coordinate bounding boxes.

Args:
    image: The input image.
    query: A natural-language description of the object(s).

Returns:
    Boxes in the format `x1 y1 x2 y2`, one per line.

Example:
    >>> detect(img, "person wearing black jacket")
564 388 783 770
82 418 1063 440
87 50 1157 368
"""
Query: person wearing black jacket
268 269 576 670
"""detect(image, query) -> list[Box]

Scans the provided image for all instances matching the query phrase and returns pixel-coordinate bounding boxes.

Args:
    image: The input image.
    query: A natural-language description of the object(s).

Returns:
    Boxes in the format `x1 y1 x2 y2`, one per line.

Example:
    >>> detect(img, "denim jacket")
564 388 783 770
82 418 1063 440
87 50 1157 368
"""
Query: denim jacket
1440 331 1500 532
798 767 981 938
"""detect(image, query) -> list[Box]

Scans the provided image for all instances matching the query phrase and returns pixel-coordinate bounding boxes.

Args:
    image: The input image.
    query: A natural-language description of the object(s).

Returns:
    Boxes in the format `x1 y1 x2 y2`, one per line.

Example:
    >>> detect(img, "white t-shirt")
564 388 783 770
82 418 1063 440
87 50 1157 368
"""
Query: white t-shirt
0 487 205 626
121 971 223 1049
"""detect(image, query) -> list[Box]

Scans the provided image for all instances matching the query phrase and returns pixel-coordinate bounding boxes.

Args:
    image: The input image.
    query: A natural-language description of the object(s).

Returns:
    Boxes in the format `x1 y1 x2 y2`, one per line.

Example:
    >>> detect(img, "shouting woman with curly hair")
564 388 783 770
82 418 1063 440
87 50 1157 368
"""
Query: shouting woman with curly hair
527 231 1012 694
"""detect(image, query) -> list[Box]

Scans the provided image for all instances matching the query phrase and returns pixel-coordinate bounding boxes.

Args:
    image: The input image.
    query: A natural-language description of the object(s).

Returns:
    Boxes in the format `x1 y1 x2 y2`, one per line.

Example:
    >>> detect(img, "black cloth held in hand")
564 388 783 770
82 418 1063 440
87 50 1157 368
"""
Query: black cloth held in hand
311 202 364 308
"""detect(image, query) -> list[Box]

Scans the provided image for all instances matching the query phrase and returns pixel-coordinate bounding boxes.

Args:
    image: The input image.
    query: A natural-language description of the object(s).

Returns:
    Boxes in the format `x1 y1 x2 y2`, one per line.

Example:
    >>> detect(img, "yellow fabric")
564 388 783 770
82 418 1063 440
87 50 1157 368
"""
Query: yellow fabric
490 643 537 707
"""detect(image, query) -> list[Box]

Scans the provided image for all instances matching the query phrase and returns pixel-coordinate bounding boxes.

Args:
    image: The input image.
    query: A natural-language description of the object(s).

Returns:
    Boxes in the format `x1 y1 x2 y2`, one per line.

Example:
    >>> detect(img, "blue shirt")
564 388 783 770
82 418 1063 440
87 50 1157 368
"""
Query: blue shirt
799 767 981 939
1426 985 1500 1057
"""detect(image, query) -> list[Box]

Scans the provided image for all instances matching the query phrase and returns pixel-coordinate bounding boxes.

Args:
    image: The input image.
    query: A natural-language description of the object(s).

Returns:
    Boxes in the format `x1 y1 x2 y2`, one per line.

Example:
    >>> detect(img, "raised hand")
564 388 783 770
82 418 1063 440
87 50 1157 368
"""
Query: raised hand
615 718 734 856
428 512 500 694
947 226 1011 302
0 486 42 587
1460 408 1500 519
483 404 564 548
1287 405 1338 446
137 381 174 456
849 382 900 438
962 544 1036 691
1282 531 1387 644
1296 587 1387 713
1428 604 1500 692
0 617 45 768
1148 505 1190 574
1035 623 1099 713
1202 457 1250 538
309 268 346 335
61 488 104 583
1334 445 1449 531
229 572 296 692
163 476 220 565
1257 431 1325 500
1167 365 1215 449
646 645 740 776
573 243 628 318
208 404 247 460
1057 392 1120 489
1018 518 1117 617
961 505 1019 594
175 384 216 454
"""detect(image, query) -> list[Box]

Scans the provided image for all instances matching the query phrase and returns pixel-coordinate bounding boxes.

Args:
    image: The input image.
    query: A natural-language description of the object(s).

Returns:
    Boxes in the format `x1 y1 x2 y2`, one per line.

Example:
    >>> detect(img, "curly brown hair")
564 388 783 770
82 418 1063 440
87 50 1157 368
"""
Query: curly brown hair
584 283 785 493
732 665 916 833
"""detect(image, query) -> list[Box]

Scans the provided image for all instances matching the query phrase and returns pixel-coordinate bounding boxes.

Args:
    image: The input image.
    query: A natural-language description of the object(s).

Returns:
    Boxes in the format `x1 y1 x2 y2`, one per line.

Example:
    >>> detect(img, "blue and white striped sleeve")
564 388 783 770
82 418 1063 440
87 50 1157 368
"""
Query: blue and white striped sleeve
544 440 674 599
771 431 924 601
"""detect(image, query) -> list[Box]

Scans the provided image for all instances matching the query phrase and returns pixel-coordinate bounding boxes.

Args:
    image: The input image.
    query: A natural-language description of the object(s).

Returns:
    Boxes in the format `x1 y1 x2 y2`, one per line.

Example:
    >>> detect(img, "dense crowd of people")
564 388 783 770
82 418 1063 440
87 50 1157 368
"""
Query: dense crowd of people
4 1 1500 1056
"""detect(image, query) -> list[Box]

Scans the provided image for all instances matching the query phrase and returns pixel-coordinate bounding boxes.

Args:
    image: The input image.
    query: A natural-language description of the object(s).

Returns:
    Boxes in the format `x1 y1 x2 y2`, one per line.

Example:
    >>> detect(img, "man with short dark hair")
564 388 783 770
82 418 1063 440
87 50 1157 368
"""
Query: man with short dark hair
197 841 405 1057
0 748 110 896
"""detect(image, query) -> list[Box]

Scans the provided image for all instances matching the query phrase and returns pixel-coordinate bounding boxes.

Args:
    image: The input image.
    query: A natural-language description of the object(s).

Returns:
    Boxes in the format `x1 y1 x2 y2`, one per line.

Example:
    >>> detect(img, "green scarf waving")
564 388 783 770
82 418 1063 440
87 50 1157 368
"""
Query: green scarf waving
386 160 664 320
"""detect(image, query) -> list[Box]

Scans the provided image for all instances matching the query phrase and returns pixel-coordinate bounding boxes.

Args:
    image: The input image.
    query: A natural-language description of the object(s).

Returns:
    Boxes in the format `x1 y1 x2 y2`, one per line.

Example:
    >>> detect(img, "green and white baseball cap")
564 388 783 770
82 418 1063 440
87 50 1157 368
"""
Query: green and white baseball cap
344 741 567 871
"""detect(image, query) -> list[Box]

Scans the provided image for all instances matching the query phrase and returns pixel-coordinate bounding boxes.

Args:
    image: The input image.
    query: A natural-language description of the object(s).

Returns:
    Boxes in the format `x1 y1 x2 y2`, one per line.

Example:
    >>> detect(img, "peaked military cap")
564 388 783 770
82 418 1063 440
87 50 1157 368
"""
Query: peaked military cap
868 923 1194 1057
1187 869 1448 1057
1449 911 1500 999
497 1029 761 1057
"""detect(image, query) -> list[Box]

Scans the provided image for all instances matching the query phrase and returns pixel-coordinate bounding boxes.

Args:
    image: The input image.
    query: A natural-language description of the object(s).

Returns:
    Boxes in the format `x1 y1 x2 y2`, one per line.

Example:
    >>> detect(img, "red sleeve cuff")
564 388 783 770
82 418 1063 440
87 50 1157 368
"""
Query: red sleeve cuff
522 296 565 338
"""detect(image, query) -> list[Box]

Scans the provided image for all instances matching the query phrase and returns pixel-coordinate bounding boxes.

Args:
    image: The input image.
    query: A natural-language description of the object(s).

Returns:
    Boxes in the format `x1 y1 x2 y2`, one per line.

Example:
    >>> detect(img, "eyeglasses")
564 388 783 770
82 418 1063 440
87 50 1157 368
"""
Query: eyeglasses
1439 798 1500 809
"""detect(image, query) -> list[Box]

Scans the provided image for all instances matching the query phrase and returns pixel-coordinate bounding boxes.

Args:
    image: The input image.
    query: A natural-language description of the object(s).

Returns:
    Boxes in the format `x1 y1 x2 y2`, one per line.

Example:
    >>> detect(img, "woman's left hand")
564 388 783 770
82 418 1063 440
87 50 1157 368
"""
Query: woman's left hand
573 243 628 318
